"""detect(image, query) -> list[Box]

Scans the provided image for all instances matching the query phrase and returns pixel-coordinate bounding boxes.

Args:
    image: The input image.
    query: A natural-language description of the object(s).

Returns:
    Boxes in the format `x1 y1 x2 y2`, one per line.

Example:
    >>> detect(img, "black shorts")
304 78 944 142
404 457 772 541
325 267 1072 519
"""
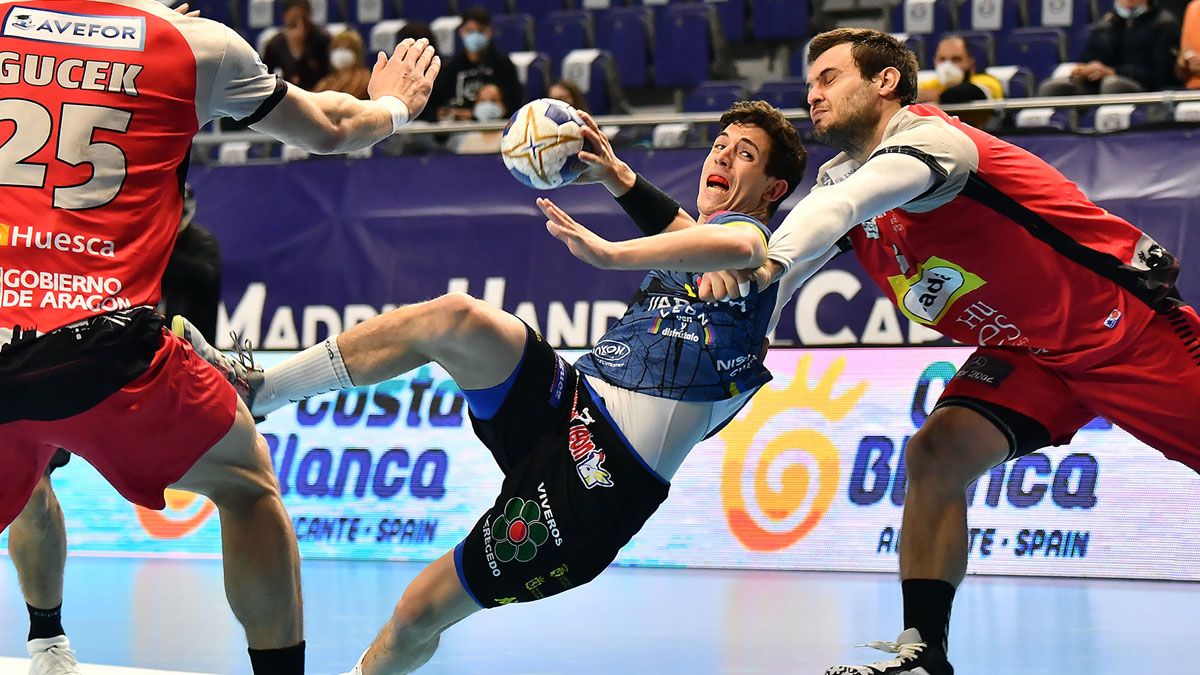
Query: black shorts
455 327 670 608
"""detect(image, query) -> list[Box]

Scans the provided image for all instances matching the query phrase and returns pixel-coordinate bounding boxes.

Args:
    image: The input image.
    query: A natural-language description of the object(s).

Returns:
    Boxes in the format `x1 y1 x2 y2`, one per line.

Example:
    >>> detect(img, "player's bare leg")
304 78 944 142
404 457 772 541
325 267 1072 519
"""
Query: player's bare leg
348 551 480 675
8 476 67 619
169 402 303 655
337 293 527 390
177 293 530 418
900 406 1009 586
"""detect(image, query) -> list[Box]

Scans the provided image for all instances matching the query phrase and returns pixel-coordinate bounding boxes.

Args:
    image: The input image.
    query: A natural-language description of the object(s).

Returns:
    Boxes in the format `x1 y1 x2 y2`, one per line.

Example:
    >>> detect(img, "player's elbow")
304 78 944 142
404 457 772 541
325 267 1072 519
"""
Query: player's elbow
305 127 344 155
730 230 767 269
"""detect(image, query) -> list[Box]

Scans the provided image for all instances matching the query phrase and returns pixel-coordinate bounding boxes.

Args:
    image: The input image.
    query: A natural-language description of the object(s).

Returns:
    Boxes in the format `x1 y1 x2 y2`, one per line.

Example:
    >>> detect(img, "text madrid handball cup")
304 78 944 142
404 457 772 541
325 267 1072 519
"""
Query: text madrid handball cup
501 98 595 190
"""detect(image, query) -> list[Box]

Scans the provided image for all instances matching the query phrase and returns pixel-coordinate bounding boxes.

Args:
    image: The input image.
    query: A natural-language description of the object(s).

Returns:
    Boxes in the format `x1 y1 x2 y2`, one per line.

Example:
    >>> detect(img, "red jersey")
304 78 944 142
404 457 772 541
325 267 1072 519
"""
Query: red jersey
0 0 283 337
825 105 1180 358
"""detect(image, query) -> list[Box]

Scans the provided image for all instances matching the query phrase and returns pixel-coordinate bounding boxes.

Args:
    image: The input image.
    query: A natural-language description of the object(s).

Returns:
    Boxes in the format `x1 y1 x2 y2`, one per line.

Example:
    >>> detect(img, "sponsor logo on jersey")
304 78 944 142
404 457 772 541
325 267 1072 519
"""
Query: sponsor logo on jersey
1104 309 1122 329
592 339 630 366
3 6 146 51
887 255 986 325
0 223 116 259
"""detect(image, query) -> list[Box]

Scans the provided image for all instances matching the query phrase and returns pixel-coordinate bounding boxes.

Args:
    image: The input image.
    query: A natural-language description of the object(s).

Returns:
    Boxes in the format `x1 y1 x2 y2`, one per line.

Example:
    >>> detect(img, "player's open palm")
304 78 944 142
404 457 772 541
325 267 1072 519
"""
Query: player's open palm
573 112 622 183
368 38 441 120
538 197 615 269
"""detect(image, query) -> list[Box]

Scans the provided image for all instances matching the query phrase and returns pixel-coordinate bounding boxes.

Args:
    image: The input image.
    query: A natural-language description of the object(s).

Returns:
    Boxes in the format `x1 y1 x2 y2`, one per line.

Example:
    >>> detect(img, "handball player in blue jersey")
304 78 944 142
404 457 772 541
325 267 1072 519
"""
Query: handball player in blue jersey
179 100 833 674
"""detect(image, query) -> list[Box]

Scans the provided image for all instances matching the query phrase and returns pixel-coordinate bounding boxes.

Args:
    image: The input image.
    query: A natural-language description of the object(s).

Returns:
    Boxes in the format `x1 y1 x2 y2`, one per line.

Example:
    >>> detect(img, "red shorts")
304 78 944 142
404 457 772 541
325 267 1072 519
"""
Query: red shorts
0 330 236 530
937 305 1200 472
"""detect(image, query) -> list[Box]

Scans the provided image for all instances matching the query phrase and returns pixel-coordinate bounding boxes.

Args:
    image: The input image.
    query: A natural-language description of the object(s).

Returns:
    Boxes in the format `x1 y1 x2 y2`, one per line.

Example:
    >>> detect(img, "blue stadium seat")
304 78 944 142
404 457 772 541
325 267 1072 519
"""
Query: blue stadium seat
510 51 552 102
492 13 534 53
596 7 653 87
513 0 568 16
957 0 1025 37
952 30 997 68
1028 0 1096 29
998 27 1066 82
752 79 809 109
892 0 957 35
892 32 929 68
191 0 239 32
537 10 594 69
753 0 809 40
708 0 748 42
683 80 748 113
466 0 513 16
400 0 455 22
561 49 626 114
655 4 715 88
985 64 1036 97
349 0 395 27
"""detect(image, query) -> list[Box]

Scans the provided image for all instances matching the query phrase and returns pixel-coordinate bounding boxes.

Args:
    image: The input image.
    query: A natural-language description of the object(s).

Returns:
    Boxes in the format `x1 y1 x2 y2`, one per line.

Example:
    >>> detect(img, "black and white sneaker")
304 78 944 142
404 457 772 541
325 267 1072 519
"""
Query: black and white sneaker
172 315 265 420
825 629 954 675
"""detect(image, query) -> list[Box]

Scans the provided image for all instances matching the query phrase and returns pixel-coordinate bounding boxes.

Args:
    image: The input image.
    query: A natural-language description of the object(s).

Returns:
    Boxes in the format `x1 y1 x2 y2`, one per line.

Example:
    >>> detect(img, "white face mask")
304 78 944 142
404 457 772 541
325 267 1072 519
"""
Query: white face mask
1114 2 1148 19
473 100 504 121
330 48 355 71
935 61 966 87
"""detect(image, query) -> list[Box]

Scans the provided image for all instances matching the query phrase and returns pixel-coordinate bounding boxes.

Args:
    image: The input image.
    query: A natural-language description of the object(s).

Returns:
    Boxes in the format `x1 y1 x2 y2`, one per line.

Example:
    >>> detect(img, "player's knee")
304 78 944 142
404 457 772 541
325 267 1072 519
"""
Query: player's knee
906 412 992 487
387 595 443 648
18 478 59 528
203 433 283 512
429 293 497 345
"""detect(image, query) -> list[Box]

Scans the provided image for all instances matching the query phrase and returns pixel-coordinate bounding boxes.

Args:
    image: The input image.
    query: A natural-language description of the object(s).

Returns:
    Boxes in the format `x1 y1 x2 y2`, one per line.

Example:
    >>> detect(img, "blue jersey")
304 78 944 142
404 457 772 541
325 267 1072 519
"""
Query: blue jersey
574 212 779 402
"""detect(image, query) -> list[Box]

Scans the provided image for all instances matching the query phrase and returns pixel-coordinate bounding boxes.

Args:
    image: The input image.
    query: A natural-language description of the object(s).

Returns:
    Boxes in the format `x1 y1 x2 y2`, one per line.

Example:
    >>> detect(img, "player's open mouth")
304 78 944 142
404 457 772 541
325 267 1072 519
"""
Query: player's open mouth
706 175 730 194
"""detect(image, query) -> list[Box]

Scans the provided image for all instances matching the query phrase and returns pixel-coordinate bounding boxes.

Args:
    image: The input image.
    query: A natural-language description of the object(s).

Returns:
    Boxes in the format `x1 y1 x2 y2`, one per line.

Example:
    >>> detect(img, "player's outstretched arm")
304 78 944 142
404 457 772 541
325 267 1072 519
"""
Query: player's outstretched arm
250 38 440 154
572 111 697 234
538 197 764 272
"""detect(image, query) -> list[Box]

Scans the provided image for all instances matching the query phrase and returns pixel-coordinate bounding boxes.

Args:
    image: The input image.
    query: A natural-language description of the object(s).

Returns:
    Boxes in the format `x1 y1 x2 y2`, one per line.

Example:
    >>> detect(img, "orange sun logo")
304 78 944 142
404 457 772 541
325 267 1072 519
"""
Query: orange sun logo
135 489 215 539
720 355 867 551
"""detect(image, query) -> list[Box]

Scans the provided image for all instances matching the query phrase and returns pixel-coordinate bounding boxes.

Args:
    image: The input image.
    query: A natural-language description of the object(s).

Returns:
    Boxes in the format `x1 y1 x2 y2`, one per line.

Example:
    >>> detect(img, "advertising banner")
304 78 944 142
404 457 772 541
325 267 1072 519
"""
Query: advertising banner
9 348 1198 582
192 131 1200 351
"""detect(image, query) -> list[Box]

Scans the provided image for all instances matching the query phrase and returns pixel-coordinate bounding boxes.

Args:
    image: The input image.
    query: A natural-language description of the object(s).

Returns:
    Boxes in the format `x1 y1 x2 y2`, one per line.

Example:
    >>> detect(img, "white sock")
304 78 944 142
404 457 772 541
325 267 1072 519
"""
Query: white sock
257 337 354 415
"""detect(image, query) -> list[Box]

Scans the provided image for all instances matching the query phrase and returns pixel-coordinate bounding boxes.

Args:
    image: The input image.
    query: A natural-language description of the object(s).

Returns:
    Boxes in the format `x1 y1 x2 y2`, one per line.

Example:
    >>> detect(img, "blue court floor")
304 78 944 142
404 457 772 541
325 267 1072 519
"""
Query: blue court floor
1 557 1198 674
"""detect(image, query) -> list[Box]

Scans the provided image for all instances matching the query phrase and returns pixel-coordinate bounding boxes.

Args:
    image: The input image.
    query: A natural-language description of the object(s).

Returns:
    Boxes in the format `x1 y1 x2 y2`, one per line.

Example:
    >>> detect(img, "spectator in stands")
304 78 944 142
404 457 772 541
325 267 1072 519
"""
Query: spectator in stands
450 83 508 154
1038 0 1181 96
1178 0 1200 88
429 6 523 122
313 30 371 99
549 79 590 113
262 0 330 90
917 35 1002 127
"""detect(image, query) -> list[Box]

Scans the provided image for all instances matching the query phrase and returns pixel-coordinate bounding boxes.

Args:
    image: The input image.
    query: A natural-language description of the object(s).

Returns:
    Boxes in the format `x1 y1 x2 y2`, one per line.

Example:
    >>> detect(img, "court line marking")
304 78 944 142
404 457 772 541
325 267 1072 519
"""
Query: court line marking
0 657 219 674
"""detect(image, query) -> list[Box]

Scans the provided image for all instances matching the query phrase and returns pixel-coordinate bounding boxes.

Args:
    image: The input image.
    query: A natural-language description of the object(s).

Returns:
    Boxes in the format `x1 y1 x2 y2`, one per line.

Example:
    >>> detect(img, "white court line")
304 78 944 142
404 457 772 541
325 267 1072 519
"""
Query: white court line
0 658 219 674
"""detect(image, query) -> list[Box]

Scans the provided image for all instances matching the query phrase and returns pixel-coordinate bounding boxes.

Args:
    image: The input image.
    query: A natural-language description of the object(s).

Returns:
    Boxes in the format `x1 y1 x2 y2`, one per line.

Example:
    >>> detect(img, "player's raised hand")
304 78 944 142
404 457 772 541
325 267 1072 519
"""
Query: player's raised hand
573 111 636 196
368 38 442 120
538 197 616 270
173 3 201 16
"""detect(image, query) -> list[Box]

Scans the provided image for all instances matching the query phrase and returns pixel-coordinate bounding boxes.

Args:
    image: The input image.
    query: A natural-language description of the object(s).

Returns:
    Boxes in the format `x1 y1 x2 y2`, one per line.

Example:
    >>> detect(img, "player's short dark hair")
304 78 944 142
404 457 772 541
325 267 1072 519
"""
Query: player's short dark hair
807 28 919 106
719 100 807 217
461 5 492 27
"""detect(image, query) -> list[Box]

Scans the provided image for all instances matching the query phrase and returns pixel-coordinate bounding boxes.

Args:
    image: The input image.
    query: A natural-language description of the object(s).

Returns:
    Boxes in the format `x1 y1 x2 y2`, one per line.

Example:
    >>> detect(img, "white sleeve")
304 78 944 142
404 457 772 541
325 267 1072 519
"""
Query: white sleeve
208 25 287 123
766 152 937 273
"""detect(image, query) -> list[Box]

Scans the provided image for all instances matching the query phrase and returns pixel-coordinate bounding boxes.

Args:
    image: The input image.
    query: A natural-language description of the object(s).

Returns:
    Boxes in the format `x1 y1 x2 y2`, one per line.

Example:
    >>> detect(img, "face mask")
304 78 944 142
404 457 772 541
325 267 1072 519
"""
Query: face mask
330 48 355 70
1114 2 1148 19
462 31 489 54
473 100 504 121
935 61 966 87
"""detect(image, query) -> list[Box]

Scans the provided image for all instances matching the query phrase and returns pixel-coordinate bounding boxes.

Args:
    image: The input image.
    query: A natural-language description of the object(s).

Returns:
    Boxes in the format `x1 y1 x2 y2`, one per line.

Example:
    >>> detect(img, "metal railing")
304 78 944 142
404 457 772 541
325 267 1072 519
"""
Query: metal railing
189 90 1200 149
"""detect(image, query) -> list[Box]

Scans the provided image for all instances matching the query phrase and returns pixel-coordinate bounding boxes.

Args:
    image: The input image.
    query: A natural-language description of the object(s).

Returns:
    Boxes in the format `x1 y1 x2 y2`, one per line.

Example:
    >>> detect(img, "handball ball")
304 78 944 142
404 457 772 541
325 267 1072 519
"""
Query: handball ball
501 98 592 190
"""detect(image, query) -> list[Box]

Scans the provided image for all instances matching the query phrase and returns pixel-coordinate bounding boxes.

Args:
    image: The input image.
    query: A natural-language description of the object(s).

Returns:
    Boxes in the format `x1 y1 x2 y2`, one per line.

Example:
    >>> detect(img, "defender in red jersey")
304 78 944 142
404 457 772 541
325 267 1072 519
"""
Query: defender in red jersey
701 29 1199 675
0 0 441 670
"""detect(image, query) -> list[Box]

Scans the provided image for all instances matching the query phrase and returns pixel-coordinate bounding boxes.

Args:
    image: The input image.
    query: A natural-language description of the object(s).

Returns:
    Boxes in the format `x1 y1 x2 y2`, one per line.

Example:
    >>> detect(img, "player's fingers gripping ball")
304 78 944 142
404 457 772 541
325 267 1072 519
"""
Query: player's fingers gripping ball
502 98 594 189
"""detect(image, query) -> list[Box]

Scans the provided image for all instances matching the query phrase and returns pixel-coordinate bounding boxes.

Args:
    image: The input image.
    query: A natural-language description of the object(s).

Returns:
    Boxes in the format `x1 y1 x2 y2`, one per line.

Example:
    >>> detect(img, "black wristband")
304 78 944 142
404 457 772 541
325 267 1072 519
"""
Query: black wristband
614 174 682 236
